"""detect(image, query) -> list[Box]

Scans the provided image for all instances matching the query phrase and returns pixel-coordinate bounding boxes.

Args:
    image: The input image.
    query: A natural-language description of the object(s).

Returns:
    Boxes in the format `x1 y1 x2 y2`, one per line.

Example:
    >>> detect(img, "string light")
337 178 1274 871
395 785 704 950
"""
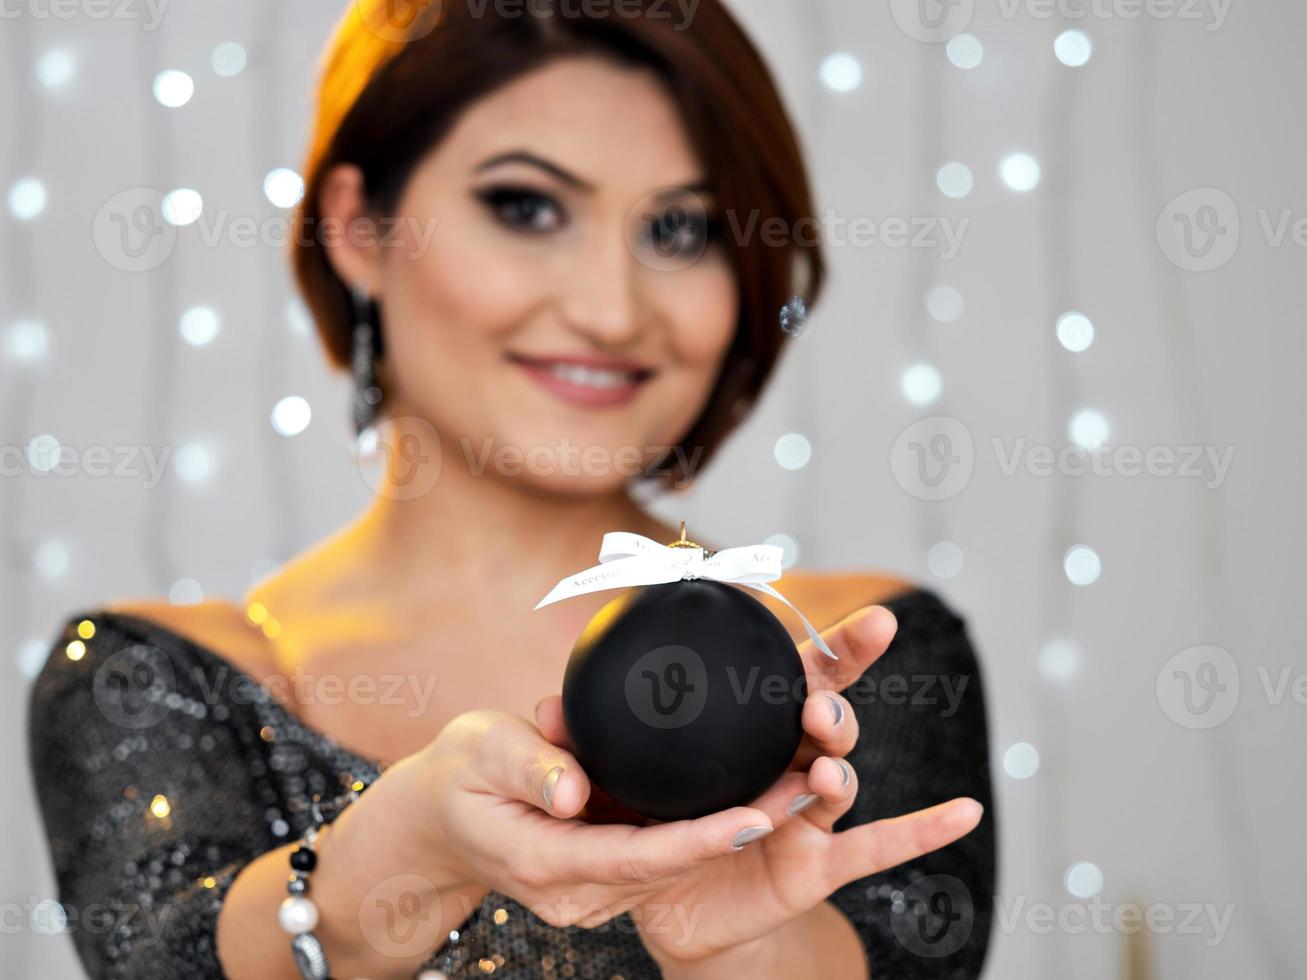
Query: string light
174 445 212 483
152 70 194 108
935 161 974 199
169 577 204 605
1056 312 1095 352
900 364 942 406
162 188 203 226
271 396 312 437
927 541 964 578
34 540 69 580
926 285 965 323
1063 545 1102 586
1064 861 1104 899
819 53 863 93
212 42 248 77
946 34 984 70
5 318 49 363
1038 638 1083 684
26 434 61 473
999 152 1042 192
1003 742 1041 779
263 168 304 208
773 433 812 471
7 177 47 220
35 49 76 89
179 306 221 347
1054 30 1094 68
1068 408 1109 449
762 533 799 568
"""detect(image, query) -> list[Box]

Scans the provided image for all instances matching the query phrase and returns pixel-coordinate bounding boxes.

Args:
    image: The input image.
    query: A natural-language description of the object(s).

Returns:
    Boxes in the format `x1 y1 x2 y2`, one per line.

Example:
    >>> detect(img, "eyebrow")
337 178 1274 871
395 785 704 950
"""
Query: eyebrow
474 150 715 198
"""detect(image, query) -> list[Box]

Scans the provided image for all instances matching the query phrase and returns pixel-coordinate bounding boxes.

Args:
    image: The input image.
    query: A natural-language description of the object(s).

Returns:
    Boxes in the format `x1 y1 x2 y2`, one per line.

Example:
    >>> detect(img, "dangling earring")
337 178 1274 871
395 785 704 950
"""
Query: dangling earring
350 284 384 454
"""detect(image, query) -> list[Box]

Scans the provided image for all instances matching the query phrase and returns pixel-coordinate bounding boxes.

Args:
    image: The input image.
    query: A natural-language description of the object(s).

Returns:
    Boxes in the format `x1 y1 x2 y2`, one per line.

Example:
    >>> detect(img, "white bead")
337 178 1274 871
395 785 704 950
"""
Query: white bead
417 972 449 980
278 895 319 935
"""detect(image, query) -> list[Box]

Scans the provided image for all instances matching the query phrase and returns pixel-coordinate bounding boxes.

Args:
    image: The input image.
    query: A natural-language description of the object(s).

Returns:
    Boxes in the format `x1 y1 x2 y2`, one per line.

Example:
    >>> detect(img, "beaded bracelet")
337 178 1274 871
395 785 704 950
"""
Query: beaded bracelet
278 779 368 980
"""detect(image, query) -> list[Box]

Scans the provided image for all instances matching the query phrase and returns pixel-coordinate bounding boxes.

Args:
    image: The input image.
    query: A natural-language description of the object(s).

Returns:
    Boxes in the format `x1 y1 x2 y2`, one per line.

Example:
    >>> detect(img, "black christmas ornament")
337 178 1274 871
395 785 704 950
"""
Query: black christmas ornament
538 523 837 821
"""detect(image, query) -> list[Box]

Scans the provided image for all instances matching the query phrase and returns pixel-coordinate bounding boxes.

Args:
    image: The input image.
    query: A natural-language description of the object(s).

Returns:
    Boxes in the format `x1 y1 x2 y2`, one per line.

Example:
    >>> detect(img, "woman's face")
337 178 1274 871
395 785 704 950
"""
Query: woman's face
359 55 738 495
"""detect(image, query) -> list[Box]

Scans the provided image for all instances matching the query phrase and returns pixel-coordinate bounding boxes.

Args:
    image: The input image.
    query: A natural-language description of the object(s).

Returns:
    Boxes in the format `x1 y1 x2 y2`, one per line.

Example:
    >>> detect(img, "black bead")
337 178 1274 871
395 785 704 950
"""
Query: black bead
289 845 317 872
561 580 805 821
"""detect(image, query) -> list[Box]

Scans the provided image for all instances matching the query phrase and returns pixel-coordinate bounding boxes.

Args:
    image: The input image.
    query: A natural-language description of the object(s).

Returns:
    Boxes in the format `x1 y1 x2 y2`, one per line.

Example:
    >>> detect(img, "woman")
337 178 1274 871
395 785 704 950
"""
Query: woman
29 1 996 977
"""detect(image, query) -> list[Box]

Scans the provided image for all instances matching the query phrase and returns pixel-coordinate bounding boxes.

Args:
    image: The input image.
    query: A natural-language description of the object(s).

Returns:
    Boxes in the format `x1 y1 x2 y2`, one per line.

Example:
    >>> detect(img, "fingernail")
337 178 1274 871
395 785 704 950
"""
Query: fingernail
730 825 772 849
543 766 564 812
787 793 820 816
836 758 852 787
824 692 845 727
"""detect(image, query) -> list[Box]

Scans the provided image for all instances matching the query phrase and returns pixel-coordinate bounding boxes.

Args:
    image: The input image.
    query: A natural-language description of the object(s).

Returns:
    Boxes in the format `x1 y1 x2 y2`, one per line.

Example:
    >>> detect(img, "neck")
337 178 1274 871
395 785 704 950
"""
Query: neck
351 418 680 596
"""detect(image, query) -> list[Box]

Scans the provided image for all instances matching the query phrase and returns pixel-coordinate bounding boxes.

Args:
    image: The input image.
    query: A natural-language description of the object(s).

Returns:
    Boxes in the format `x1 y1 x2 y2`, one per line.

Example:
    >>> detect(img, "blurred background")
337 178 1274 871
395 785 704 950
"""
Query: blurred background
3 1 1303 977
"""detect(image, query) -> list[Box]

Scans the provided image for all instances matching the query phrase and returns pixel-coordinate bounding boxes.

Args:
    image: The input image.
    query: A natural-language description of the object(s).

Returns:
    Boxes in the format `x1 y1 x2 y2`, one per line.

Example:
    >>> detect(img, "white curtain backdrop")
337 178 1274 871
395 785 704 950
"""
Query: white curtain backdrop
3 2 1302 977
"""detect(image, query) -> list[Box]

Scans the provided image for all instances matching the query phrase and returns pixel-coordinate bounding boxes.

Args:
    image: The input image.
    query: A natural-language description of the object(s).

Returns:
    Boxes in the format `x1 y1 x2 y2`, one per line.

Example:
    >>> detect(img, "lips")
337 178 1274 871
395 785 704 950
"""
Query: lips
507 352 656 408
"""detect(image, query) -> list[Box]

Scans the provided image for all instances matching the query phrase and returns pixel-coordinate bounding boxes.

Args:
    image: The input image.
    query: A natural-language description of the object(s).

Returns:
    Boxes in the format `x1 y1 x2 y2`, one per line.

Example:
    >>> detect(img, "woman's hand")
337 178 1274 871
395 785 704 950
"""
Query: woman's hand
533 604 984 975
372 707 788 936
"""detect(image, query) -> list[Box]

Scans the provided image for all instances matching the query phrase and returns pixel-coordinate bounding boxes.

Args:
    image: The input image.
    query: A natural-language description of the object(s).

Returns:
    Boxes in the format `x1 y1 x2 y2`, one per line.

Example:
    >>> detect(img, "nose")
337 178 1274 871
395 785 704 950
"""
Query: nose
556 223 646 347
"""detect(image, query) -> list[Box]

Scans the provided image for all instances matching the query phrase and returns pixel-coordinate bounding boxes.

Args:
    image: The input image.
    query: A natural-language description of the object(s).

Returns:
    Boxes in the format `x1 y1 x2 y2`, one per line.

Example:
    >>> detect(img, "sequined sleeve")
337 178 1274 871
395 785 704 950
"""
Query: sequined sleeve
826 588 997 978
27 613 279 979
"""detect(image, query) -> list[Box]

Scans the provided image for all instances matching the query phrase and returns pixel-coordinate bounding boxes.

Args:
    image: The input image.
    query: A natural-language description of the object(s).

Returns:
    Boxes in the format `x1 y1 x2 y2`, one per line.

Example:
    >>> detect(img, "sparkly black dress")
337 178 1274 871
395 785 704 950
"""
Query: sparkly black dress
28 588 996 979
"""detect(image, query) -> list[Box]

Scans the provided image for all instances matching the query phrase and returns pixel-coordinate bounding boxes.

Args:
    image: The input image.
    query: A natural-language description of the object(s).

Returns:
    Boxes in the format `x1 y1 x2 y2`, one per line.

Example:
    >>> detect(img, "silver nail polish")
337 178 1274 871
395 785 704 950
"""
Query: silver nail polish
836 758 852 787
730 826 772 849
542 766 564 811
787 793 820 816
825 692 845 727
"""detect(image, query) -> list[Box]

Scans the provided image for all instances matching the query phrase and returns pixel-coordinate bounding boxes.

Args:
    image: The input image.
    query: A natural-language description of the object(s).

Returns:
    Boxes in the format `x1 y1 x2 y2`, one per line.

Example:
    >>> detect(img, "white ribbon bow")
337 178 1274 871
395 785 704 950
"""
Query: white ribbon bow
534 531 837 659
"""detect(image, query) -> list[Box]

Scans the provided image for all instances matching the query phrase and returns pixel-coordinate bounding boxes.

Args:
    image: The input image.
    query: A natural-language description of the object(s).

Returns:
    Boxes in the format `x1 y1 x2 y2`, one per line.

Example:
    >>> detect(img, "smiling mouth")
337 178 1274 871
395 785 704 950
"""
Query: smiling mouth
506 352 656 406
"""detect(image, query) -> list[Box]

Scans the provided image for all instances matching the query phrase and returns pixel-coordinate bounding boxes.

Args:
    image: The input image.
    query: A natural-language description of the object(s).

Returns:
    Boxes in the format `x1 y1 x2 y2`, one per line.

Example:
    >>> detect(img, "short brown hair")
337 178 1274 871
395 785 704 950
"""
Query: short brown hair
292 0 825 486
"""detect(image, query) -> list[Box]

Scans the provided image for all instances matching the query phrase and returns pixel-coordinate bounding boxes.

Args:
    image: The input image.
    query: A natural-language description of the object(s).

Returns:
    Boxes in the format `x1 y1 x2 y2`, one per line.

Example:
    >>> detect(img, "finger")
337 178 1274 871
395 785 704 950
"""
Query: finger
547 805 776 885
799 690 859 759
534 695 574 751
828 797 984 886
475 714 591 819
798 604 898 695
736 770 818 828
788 756 858 831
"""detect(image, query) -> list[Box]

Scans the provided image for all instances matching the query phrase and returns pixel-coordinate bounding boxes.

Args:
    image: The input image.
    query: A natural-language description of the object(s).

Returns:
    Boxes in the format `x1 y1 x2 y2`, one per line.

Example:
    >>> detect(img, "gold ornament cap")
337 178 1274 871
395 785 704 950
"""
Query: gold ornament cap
666 520 714 557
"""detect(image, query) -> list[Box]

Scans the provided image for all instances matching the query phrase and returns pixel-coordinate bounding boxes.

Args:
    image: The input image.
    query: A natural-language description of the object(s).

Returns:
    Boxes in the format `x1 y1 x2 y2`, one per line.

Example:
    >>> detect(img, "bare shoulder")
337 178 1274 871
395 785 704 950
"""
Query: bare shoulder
104 597 280 684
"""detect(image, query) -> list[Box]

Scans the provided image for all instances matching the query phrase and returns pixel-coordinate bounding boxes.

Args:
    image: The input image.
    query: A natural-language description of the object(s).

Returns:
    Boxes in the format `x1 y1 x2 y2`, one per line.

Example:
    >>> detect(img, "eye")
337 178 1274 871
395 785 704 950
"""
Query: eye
475 185 567 233
640 203 719 259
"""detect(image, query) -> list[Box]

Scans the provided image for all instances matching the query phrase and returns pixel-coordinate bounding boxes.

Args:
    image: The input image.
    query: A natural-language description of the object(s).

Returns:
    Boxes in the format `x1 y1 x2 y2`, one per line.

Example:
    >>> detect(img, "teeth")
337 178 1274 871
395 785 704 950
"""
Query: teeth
545 362 638 389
